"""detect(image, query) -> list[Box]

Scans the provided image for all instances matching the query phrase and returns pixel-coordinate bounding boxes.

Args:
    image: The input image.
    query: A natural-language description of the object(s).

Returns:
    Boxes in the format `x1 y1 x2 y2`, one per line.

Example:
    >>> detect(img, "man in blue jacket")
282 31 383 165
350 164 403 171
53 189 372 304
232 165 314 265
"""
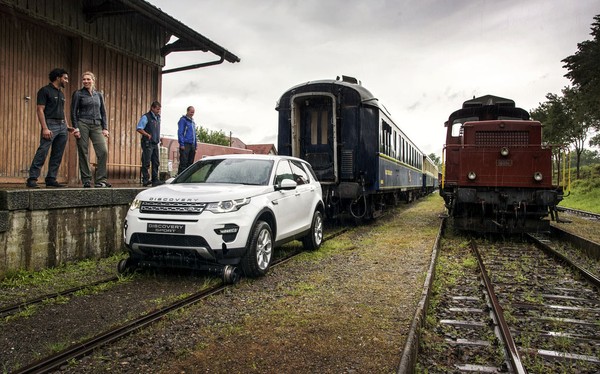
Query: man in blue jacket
177 106 197 175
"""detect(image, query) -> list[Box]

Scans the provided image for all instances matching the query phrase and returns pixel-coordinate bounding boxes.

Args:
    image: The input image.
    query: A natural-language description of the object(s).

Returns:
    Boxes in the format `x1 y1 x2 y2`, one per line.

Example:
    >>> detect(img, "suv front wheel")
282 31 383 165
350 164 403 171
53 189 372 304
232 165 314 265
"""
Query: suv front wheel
241 220 273 277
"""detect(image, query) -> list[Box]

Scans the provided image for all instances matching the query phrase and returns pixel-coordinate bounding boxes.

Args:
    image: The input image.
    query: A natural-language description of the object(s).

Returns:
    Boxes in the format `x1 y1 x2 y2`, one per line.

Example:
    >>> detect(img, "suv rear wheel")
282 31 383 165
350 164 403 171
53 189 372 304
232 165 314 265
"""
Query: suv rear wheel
241 220 273 277
302 210 323 251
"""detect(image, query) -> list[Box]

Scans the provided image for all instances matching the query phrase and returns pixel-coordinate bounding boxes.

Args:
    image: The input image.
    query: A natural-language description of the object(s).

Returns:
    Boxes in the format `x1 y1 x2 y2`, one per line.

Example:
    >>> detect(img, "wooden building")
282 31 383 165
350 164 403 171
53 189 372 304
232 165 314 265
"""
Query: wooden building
0 0 239 185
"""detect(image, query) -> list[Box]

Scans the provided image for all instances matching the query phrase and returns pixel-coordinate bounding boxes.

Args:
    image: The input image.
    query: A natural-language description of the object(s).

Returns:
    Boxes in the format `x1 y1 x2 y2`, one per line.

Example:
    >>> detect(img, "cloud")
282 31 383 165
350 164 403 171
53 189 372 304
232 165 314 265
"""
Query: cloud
151 0 600 156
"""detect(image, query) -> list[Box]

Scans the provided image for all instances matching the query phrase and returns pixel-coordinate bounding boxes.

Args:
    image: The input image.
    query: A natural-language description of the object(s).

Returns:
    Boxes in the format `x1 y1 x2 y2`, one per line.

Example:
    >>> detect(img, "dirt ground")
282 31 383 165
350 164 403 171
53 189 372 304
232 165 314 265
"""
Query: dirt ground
4 194 444 374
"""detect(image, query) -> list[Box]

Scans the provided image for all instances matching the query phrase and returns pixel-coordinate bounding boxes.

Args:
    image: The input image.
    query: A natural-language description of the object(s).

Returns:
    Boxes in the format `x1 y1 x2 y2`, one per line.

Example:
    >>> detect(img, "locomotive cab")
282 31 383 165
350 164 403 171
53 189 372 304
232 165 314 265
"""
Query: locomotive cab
441 95 563 233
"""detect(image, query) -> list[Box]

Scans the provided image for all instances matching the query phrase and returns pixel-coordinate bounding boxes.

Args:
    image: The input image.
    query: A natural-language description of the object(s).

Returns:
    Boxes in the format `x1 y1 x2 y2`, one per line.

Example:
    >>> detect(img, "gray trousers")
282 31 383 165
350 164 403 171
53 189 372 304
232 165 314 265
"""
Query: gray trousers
76 120 108 184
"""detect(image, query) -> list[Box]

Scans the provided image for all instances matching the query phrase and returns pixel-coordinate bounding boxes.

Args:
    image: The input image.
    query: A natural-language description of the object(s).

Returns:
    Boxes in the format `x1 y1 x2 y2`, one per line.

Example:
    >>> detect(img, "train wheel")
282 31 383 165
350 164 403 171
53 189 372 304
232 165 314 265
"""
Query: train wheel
117 258 135 275
240 221 273 277
222 265 241 284
302 210 323 251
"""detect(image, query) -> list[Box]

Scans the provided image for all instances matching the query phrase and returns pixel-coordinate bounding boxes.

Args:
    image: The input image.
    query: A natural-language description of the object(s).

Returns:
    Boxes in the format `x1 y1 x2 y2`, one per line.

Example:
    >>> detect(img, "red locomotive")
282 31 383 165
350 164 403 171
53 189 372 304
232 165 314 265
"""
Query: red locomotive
440 95 563 233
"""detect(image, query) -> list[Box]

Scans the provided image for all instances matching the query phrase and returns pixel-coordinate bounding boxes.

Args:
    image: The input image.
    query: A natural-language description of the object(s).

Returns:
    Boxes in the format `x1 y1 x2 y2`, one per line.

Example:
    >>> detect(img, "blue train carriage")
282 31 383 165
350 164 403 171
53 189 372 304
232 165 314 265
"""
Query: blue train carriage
422 155 439 194
276 75 424 219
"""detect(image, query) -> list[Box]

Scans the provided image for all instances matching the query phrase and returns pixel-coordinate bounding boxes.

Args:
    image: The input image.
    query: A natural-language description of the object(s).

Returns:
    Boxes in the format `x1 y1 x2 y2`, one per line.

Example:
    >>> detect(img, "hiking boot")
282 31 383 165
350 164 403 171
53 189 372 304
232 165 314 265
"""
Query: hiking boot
26 180 39 188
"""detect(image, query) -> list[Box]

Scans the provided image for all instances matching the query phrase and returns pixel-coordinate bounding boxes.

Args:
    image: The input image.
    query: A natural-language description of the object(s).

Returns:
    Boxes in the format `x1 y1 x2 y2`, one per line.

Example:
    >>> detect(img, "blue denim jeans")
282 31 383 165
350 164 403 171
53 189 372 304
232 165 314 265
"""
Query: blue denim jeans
28 121 68 183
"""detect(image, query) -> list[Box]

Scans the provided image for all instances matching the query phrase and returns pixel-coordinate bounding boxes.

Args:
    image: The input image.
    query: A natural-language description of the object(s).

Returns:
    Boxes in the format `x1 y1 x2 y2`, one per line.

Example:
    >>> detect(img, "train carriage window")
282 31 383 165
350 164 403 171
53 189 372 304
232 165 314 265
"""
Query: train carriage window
381 121 393 156
309 109 329 145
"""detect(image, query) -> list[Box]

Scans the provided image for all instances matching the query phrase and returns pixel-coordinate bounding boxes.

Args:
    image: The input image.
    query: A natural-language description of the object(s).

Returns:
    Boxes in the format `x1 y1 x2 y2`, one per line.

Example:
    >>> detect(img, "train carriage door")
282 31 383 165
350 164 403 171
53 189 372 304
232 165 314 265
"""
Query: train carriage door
291 94 336 183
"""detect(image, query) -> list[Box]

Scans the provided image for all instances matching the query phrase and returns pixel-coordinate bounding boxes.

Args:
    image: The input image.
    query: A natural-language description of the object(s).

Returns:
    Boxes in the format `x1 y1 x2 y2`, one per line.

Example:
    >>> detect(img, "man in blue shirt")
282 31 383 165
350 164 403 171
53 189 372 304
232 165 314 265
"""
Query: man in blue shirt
136 101 163 187
177 106 197 175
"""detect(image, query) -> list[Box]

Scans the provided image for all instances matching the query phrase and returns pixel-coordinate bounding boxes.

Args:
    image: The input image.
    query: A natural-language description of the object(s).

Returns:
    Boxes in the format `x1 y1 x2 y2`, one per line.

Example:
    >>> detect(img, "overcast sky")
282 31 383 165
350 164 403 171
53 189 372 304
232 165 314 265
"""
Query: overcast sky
148 0 598 157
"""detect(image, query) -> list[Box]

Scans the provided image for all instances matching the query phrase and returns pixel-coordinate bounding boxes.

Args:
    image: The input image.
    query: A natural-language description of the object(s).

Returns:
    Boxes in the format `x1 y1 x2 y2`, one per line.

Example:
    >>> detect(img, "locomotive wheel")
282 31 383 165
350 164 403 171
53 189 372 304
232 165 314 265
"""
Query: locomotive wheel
240 221 273 277
302 210 323 251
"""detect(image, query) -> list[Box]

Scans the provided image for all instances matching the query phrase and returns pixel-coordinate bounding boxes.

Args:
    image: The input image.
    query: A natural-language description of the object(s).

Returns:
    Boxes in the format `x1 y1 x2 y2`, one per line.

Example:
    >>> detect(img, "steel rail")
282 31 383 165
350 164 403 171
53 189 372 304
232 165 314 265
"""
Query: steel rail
12 229 348 374
470 241 527 374
12 283 229 374
556 206 600 220
527 233 600 289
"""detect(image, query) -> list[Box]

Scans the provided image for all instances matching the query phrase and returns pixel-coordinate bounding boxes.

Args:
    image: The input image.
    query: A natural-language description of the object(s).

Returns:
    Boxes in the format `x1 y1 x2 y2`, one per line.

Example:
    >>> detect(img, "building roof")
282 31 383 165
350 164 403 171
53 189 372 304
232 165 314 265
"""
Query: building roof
247 144 277 155
85 0 240 70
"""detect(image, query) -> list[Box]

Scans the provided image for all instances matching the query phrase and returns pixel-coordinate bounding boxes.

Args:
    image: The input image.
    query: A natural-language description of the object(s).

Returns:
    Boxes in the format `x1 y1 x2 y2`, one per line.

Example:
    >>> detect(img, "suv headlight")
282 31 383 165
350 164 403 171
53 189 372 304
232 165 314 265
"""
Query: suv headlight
206 198 250 213
129 199 142 211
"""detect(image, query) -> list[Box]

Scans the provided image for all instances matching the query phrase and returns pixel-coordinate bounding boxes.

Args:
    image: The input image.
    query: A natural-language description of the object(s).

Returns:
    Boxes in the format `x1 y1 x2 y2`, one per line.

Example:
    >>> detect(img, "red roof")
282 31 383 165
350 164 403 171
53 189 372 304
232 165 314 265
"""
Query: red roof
246 144 277 155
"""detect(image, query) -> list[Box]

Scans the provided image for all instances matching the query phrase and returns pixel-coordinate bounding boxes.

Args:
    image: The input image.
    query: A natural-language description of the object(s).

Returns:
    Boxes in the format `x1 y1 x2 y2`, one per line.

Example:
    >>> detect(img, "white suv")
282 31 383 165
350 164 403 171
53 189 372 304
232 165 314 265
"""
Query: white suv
121 154 324 282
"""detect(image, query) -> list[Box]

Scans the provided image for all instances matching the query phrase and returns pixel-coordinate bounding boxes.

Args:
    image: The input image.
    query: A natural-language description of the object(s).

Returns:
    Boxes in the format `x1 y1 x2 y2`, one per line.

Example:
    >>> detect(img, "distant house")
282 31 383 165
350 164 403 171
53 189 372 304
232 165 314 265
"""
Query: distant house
247 144 277 155
229 137 246 149
230 137 277 155
0 0 239 185
160 136 276 176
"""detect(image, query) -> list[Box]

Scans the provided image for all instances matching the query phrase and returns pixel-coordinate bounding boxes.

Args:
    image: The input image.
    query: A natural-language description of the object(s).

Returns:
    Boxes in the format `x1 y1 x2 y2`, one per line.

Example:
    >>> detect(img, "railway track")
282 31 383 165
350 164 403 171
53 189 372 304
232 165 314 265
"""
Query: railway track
557 207 600 221
0 277 119 319
11 228 349 374
418 233 600 373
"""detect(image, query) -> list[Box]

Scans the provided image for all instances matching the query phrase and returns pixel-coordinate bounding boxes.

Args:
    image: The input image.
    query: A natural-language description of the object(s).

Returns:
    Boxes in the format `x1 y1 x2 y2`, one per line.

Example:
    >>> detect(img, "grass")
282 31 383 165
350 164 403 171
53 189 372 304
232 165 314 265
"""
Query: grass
559 163 600 213
1 253 127 288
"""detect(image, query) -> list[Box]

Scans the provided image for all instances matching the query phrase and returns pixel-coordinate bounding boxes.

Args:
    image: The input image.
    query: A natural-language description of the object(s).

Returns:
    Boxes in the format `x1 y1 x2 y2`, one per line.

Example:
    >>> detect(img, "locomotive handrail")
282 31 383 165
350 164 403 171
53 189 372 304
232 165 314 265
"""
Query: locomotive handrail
441 145 446 189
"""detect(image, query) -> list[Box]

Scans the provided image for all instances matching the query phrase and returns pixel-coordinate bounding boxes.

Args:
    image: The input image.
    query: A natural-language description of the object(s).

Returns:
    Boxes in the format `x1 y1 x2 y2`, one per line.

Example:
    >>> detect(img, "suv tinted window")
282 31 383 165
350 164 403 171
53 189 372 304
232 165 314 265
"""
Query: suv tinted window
177 158 273 185
290 160 310 185
274 160 294 185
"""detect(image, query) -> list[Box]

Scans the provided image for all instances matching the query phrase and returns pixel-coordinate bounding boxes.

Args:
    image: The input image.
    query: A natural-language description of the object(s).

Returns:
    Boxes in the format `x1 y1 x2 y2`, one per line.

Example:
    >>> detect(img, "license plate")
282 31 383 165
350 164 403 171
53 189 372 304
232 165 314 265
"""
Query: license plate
147 223 185 234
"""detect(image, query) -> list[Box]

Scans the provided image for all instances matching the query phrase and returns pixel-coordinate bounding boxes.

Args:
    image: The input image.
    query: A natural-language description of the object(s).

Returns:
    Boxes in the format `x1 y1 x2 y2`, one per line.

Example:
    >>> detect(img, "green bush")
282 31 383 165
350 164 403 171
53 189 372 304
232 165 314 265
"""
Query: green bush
560 164 600 213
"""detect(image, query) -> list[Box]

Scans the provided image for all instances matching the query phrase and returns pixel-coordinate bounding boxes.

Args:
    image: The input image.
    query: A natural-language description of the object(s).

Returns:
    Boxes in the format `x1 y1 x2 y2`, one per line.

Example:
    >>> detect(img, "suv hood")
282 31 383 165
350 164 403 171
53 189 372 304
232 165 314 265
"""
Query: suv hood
135 183 274 202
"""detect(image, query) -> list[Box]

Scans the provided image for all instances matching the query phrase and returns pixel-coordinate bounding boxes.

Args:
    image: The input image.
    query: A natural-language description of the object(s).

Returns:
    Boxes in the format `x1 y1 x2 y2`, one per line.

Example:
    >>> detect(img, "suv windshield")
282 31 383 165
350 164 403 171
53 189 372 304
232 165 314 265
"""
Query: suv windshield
174 158 274 185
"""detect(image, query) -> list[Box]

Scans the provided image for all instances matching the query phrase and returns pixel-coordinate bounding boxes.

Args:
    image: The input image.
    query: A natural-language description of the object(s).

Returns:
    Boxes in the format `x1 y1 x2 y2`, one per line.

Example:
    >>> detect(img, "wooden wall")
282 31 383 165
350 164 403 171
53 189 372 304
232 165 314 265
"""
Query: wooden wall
0 1 166 184
0 12 75 183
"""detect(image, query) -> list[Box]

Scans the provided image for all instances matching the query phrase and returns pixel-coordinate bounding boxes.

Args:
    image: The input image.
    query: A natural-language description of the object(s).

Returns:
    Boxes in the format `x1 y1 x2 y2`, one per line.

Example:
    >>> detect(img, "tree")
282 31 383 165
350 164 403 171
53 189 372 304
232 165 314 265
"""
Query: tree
427 153 442 170
562 14 600 126
531 88 596 179
575 148 600 168
196 125 230 146
531 93 570 180
562 86 597 178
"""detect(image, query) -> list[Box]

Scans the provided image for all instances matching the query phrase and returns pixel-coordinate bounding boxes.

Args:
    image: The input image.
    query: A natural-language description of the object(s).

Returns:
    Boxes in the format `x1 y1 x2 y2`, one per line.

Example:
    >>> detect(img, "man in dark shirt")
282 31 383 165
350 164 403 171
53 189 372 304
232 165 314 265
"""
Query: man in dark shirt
26 68 73 188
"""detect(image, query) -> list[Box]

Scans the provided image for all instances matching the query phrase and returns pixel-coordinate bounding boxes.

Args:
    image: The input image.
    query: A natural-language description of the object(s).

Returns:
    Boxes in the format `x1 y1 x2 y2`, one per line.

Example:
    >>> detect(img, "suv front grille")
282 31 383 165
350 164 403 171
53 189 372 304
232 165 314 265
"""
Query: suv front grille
140 201 207 215
131 233 209 248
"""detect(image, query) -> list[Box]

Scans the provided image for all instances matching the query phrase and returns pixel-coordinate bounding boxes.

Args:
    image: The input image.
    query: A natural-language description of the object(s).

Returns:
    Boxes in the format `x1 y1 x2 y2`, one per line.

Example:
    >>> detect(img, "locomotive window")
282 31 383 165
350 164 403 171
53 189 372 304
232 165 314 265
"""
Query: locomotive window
451 117 477 137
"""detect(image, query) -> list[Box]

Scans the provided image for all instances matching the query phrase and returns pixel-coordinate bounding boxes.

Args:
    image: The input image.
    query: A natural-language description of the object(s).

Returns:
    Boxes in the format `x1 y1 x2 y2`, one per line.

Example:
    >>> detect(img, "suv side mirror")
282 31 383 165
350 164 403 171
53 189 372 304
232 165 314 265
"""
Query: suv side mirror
275 179 297 191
